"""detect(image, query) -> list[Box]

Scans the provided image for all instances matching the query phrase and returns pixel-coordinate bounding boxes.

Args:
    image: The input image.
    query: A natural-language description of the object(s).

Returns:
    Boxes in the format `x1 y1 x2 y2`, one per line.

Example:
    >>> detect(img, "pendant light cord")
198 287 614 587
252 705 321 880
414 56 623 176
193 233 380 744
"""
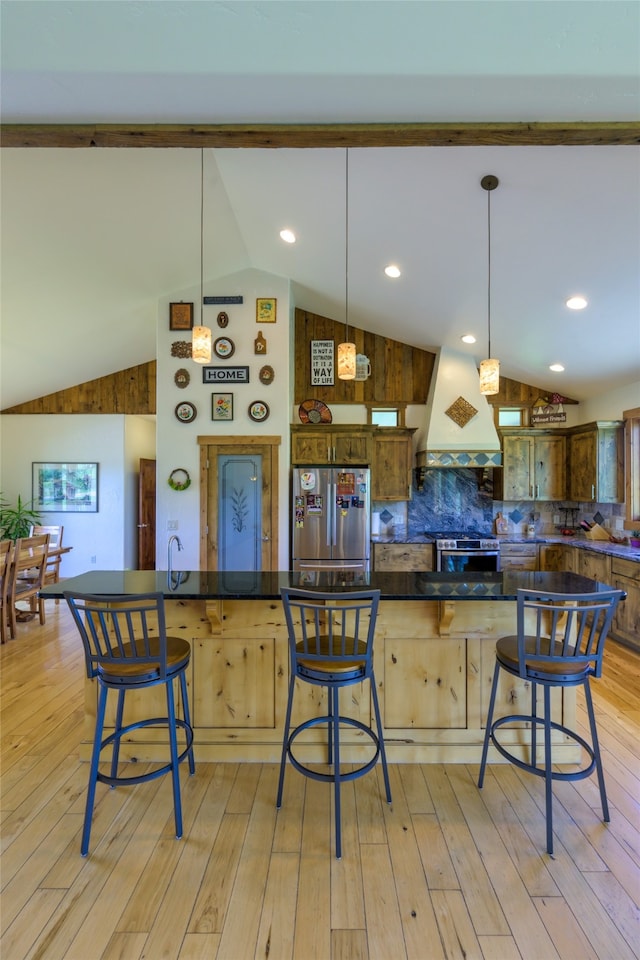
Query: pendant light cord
200 148 204 323
487 185 492 360
345 147 349 342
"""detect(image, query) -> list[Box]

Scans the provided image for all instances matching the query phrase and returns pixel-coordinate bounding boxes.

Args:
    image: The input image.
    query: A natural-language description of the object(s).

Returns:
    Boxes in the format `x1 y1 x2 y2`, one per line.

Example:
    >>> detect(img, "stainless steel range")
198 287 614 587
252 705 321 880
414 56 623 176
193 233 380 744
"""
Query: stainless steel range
426 530 501 573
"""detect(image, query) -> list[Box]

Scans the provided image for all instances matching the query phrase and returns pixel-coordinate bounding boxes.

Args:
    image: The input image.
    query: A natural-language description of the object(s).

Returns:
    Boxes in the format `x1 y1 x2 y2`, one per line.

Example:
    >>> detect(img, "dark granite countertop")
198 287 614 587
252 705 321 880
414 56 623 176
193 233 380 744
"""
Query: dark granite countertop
42 569 616 602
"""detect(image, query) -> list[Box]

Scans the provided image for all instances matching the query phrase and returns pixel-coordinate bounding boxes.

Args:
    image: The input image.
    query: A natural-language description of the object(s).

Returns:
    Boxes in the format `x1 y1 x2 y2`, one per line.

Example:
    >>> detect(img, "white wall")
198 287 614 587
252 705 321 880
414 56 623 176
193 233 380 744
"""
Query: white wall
0 414 147 576
155 267 292 570
579 380 640 421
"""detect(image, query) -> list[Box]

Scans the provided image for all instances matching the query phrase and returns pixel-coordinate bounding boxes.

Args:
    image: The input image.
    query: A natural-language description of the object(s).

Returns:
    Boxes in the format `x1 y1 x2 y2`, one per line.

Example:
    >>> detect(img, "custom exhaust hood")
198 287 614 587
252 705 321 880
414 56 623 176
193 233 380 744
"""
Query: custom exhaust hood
418 347 502 468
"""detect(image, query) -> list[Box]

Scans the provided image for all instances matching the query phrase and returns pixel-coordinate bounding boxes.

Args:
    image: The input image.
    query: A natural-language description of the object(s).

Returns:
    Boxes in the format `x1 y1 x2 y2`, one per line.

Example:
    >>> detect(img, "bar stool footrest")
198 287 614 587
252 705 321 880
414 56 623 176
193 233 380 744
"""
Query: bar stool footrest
286 715 382 784
97 717 194 787
490 714 596 782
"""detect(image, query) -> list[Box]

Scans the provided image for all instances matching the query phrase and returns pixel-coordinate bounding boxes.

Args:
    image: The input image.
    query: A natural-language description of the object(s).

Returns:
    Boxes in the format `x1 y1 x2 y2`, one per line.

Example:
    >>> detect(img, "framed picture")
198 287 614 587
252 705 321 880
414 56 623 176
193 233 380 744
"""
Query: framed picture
32 462 98 513
256 298 277 323
169 302 194 331
212 392 234 421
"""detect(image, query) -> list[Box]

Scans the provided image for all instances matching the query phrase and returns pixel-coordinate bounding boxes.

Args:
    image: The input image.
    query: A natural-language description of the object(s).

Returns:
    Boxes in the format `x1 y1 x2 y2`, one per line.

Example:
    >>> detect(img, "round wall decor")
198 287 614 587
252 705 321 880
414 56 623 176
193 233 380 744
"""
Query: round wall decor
175 401 197 423
168 468 191 491
259 364 275 385
249 400 270 422
217 311 229 328
213 337 235 359
174 368 190 389
298 399 332 424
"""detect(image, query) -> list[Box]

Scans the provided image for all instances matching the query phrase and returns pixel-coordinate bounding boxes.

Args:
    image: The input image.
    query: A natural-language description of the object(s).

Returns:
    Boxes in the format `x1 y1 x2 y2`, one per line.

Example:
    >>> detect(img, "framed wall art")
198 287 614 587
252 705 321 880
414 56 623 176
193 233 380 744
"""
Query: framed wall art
256 298 277 323
169 302 194 331
212 392 234 421
32 461 99 513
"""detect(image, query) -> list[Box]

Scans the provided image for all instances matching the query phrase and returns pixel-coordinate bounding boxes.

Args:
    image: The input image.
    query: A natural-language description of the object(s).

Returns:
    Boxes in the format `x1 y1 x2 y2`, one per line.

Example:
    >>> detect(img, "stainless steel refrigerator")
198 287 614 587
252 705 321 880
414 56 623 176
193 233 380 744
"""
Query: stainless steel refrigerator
292 467 371 577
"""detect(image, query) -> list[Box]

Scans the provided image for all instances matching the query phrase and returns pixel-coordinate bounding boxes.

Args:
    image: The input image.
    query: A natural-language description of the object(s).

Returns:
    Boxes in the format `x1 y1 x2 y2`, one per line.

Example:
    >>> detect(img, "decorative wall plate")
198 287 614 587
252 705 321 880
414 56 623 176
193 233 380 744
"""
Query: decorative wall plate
298 399 332 424
175 401 197 423
217 311 229 328
213 337 235 359
259 364 275 385
174 368 190 389
249 401 270 422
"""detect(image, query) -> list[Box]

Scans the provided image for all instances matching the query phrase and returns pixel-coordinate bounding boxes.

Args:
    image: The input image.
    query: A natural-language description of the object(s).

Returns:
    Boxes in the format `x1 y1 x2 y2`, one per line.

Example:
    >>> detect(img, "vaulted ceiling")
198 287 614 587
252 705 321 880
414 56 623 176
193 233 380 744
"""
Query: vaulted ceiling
1 2 639 410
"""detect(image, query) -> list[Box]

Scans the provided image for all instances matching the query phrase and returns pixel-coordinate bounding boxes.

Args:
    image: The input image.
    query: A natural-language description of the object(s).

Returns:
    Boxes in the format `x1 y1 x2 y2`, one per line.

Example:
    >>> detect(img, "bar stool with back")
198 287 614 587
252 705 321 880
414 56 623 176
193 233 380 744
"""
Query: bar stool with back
277 587 391 859
65 590 195 856
478 586 624 855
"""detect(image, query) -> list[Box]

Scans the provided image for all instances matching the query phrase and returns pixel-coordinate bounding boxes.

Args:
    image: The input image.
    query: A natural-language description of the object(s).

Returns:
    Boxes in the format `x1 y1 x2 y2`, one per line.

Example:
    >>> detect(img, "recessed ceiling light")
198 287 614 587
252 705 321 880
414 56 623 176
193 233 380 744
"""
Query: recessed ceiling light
460 334 476 344
549 363 565 372
279 229 296 244
384 264 401 278
566 295 587 310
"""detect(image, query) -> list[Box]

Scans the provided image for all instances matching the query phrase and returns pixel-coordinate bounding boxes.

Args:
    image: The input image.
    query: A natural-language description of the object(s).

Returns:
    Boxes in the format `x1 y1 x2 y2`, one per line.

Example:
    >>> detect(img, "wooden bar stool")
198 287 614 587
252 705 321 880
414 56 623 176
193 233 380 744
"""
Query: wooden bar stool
478 587 624 855
277 587 391 859
65 591 195 856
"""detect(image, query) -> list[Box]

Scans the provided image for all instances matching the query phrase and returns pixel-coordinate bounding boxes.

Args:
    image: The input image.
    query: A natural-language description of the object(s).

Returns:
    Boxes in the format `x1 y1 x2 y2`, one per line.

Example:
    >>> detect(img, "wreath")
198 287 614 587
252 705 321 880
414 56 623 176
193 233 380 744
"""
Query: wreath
168 468 191 492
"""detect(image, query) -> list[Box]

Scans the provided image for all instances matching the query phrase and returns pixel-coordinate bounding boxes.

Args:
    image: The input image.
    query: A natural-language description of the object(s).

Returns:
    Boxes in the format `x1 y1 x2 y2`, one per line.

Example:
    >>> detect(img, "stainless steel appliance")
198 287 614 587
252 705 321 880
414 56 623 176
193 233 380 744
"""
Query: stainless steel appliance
292 467 370 577
427 530 501 573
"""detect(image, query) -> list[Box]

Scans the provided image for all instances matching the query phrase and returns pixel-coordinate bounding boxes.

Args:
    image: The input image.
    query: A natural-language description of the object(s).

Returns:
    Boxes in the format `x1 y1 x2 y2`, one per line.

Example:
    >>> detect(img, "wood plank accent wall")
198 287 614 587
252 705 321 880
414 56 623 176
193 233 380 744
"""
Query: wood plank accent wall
1 361 156 415
488 375 578 408
295 309 435 405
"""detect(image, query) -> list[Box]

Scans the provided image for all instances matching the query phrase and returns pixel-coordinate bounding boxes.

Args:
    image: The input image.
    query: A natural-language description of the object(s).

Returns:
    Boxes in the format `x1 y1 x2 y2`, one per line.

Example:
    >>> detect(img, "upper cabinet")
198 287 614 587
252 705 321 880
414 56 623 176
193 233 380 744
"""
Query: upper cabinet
499 429 566 501
371 428 416 501
567 421 624 503
291 425 372 465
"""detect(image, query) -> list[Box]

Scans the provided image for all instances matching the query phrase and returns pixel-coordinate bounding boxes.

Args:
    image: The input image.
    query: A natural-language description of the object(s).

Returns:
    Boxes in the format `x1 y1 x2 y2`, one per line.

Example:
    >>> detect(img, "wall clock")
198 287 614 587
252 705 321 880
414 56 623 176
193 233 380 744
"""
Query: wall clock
249 401 270 422
175 401 197 423
214 337 235 359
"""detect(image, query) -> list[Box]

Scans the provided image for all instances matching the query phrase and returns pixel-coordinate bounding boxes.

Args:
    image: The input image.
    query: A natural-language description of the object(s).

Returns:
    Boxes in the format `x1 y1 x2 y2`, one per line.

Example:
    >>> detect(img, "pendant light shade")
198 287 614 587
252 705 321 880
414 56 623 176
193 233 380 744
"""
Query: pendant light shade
192 149 211 364
338 148 356 381
479 174 500 396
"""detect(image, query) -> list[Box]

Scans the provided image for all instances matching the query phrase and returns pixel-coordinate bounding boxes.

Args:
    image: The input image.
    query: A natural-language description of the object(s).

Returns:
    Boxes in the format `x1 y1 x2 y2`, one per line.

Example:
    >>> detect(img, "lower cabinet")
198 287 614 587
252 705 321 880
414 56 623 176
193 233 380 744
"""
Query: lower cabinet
500 542 538 571
373 542 433 571
575 549 611 585
610 558 640 651
539 543 566 571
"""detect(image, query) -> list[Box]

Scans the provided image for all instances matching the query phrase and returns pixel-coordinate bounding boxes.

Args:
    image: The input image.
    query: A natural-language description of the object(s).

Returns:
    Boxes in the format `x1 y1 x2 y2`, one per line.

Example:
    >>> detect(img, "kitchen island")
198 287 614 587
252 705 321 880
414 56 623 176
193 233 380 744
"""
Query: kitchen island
42 570 613 764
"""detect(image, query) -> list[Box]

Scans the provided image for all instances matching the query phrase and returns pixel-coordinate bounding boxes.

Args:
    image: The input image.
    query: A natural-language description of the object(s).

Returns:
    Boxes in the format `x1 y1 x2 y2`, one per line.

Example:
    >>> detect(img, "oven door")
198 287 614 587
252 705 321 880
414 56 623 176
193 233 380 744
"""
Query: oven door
437 550 500 573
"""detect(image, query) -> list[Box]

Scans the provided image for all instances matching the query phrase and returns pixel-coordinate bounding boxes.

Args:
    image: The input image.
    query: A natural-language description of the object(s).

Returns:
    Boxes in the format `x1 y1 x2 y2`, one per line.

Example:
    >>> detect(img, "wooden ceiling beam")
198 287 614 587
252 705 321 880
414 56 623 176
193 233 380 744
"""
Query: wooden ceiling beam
2 121 639 149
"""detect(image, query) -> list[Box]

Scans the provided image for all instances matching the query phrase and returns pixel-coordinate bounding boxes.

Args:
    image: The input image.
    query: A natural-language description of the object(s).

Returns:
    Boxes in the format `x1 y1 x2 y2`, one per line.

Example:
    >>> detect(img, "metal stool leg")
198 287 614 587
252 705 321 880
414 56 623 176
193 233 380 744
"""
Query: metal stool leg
277 674 296 809
82 682 109 857
543 685 554 855
371 674 391 804
110 688 125 781
478 662 500 788
332 686 342 860
166 678 183 839
179 670 196 776
584 679 609 822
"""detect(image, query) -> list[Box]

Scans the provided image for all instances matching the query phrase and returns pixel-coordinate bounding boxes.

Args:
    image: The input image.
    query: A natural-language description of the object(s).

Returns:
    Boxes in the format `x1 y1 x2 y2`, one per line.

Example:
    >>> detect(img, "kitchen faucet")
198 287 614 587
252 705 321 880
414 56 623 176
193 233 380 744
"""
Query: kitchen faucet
167 534 183 575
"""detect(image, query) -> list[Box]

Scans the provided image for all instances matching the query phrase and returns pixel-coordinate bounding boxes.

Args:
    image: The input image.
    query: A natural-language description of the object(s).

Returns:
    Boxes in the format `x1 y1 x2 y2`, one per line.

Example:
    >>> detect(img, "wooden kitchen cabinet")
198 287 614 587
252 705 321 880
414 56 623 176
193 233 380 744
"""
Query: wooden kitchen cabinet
575 549 611 585
610 557 640 652
539 543 567 571
371 427 416 501
499 429 566 501
291 424 371 465
567 421 624 503
373 542 433 571
499 542 538 571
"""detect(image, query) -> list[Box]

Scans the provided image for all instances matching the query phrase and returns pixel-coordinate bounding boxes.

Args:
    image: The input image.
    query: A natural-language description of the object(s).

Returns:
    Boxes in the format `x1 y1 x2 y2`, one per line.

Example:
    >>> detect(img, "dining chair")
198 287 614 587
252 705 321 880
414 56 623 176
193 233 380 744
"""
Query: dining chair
64 590 195 856
0 539 14 644
7 534 50 638
277 587 391 859
478 587 624 855
31 524 64 600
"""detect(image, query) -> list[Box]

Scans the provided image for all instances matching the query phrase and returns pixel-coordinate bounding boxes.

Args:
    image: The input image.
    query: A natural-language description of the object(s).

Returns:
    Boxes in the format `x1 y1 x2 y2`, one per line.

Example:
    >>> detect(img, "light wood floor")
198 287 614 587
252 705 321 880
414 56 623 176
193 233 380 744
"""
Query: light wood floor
1 602 639 960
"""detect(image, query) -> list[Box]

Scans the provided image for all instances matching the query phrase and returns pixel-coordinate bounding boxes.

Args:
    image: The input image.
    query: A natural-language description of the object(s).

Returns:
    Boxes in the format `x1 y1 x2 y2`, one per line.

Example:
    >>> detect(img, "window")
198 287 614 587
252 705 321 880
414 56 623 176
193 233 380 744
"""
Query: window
371 409 398 427
498 407 526 427
624 407 640 525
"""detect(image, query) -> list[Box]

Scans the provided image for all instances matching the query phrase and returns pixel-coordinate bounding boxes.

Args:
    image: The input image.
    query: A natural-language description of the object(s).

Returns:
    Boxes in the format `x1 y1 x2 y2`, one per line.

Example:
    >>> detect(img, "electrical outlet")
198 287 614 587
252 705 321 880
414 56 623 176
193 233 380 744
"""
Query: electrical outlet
615 517 624 531
167 520 178 531
553 514 561 525
90 555 96 564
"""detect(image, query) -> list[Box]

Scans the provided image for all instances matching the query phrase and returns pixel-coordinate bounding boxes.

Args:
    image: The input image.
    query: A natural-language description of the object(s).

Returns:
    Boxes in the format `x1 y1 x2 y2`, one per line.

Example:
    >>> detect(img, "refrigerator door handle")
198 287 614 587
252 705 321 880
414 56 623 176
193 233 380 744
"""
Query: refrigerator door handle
331 482 337 546
326 482 332 547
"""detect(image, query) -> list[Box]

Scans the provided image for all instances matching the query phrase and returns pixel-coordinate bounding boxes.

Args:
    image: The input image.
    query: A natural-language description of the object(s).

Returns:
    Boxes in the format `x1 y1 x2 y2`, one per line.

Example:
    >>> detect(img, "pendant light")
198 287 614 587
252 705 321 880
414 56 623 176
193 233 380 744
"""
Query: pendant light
192 148 212 364
479 174 500 396
337 148 356 380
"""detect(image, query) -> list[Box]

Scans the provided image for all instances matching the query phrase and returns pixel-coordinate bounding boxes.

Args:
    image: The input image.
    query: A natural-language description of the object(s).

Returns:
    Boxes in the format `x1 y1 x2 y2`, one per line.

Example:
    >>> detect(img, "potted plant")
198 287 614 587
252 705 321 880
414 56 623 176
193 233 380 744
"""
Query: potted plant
630 530 640 548
0 495 42 541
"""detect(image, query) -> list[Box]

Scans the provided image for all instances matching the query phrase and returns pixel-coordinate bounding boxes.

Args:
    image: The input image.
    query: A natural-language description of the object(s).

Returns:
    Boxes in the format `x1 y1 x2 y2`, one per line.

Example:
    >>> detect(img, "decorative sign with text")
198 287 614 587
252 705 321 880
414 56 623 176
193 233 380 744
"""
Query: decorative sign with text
531 394 568 425
203 295 243 305
310 340 334 386
202 366 250 383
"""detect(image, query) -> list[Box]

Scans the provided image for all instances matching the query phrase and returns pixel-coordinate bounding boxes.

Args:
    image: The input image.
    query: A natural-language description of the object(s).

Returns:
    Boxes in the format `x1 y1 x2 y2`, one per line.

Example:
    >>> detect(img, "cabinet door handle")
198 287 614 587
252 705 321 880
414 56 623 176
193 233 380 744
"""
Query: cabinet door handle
592 484 595 499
